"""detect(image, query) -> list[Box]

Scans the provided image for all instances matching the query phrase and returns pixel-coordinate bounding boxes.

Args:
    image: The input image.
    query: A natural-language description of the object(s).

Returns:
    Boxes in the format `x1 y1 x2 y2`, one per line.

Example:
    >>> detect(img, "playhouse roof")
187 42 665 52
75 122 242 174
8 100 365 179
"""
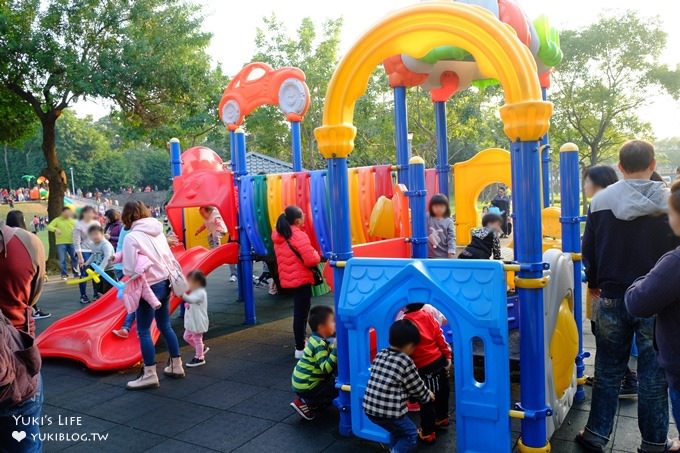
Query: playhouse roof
227 151 294 175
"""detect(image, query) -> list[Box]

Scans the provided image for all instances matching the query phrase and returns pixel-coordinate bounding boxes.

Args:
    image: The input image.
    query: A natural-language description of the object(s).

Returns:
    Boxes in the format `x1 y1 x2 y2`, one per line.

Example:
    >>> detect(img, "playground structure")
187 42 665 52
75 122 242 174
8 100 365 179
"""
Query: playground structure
314 2 584 452
35 1 591 451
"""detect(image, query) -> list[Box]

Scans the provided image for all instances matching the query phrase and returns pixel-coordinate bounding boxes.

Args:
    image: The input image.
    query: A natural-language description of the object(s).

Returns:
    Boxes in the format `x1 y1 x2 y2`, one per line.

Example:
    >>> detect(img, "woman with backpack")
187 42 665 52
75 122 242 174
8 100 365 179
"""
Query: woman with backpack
272 206 321 359
120 201 184 390
0 220 45 451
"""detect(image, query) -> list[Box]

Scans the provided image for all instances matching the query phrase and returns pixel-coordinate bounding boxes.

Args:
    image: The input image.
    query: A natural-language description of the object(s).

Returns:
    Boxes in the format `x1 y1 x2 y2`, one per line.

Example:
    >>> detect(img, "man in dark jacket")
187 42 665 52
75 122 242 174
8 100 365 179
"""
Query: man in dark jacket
578 141 680 452
0 222 45 452
490 186 511 236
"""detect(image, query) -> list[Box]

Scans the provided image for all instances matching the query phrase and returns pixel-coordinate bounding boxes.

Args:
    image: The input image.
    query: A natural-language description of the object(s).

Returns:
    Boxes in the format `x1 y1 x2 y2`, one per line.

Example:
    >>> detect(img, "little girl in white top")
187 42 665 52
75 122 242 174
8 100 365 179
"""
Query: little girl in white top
182 270 209 367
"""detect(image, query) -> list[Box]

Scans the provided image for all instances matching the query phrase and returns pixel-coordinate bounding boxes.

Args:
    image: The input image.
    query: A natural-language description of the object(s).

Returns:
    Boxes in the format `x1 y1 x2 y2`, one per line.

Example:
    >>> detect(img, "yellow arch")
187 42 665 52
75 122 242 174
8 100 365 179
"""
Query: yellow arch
315 3 552 158
453 148 511 245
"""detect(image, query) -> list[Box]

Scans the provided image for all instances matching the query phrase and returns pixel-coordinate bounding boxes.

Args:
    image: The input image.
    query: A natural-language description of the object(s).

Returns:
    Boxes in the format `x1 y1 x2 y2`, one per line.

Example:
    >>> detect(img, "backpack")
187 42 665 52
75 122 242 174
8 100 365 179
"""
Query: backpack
0 308 41 407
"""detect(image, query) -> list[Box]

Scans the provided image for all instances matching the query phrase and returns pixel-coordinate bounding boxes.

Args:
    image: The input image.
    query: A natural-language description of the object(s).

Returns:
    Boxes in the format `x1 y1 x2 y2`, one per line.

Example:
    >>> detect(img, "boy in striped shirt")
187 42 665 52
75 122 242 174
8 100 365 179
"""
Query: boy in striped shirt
290 306 338 420
363 320 434 453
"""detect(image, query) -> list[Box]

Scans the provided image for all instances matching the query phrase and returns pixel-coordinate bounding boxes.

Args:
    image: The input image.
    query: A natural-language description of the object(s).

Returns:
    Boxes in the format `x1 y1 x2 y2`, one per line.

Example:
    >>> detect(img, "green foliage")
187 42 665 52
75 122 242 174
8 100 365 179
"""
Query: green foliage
0 112 170 191
551 11 676 166
0 88 37 145
0 0 219 241
247 14 342 168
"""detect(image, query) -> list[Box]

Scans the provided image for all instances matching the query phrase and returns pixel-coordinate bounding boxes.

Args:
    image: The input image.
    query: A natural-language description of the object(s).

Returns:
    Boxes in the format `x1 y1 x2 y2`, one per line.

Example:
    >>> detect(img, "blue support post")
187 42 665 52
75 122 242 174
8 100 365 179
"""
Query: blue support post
327 156 353 436
560 143 586 402
169 138 185 249
291 121 303 172
540 88 551 208
228 130 243 302
393 87 410 186
408 157 427 259
229 130 237 172
434 101 450 196
169 138 182 178
511 140 550 450
234 129 256 325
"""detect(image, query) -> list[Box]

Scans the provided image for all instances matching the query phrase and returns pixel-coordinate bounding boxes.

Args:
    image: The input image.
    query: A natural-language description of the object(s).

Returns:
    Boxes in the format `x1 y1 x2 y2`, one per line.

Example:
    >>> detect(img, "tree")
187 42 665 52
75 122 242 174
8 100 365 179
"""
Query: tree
248 15 343 168
551 11 680 167
0 88 37 189
0 0 214 257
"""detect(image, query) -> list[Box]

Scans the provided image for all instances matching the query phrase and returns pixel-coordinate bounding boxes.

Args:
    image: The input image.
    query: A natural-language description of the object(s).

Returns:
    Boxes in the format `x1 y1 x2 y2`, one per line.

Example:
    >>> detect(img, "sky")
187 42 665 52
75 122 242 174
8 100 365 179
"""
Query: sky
75 0 680 138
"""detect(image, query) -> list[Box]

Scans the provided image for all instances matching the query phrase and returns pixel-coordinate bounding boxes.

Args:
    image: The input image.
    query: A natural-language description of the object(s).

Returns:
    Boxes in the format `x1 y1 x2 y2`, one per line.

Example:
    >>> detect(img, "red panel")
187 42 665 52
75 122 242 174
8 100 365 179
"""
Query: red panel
294 172 321 252
425 168 440 206
37 243 239 370
167 169 238 242
374 165 394 199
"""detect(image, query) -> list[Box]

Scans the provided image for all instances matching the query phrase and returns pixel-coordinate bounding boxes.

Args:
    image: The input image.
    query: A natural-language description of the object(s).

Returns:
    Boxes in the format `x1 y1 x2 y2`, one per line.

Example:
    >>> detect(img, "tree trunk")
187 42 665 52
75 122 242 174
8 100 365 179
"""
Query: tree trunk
3 144 11 190
40 113 66 261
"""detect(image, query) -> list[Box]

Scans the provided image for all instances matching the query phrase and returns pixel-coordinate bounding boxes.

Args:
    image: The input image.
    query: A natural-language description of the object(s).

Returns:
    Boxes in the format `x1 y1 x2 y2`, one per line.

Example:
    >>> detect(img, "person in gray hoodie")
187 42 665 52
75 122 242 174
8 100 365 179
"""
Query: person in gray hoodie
578 140 680 453
73 206 101 304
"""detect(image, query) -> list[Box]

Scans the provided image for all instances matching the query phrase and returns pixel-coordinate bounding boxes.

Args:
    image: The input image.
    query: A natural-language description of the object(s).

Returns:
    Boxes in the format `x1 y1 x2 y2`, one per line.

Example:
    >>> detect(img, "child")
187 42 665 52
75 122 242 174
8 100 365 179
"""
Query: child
458 213 503 260
363 320 434 453
181 270 209 367
195 206 227 249
402 303 452 443
84 225 116 298
427 194 456 258
290 306 338 420
195 205 237 282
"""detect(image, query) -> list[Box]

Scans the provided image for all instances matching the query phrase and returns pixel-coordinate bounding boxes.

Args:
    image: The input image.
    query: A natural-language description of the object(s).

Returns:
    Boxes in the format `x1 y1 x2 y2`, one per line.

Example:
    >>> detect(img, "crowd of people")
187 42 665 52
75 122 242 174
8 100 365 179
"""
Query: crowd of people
3 139 680 452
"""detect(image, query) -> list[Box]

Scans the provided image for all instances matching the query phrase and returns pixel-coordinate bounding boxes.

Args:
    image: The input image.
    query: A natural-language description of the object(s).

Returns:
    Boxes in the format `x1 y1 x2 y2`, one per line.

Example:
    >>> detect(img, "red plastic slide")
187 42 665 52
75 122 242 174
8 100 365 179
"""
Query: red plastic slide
37 243 239 371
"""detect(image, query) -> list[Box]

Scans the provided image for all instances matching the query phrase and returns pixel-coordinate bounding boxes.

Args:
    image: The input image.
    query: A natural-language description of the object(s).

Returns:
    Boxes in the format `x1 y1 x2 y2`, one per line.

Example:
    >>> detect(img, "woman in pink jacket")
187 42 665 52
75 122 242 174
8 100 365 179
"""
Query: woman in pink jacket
121 201 183 390
272 206 321 359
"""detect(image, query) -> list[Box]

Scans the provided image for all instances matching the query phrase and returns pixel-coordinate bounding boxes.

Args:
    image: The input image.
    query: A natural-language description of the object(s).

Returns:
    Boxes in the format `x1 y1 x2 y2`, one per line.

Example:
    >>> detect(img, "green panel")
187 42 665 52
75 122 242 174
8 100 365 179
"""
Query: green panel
421 45 472 64
254 175 273 255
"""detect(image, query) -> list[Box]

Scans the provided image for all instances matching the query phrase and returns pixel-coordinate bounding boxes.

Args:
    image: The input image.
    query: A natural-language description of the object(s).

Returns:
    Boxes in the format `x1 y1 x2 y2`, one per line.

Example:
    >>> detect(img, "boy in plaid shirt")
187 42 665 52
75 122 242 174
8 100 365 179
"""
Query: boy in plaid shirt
363 320 434 453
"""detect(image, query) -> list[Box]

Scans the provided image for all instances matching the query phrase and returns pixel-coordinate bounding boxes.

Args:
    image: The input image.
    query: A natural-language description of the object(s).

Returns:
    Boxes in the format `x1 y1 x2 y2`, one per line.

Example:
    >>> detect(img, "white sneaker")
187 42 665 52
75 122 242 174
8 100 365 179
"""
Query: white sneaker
294 349 305 359
229 275 237 282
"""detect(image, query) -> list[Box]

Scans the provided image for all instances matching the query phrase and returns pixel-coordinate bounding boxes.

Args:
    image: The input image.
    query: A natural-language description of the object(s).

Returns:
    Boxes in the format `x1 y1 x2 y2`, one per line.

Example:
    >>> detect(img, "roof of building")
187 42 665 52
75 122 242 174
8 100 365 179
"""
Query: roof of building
227 151 294 175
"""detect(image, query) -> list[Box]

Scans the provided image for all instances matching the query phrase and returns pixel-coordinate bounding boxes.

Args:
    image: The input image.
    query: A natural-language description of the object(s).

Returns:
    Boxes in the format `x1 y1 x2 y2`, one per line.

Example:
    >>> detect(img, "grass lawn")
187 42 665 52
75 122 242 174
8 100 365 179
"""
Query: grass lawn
1 201 53 266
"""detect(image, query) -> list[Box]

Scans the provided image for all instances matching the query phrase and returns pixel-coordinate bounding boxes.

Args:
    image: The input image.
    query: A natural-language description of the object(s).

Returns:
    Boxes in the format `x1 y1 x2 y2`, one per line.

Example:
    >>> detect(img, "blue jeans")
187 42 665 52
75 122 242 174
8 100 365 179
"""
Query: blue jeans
57 244 77 277
0 374 43 453
584 298 669 451
670 387 680 427
122 312 136 331
136 280 180 366
78 252 96 298
368 415 418 453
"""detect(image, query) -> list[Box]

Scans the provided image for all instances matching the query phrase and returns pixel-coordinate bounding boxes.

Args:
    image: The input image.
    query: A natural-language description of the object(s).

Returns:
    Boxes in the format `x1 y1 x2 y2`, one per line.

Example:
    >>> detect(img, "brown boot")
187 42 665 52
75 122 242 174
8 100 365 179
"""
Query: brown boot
126 365 159 390
163 356 185 378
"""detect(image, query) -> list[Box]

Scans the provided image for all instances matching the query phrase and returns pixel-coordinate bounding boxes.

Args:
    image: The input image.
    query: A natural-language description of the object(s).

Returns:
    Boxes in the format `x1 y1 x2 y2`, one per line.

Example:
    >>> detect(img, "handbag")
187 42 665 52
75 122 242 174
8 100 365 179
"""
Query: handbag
286 240 324 286
135 231 188 296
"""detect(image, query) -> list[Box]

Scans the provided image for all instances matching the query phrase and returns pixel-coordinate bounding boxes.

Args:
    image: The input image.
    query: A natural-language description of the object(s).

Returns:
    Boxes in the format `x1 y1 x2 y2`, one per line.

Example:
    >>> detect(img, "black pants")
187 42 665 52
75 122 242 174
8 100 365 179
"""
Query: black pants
418 355 450 435
95 270 117 295
292 284 312 350
297 376 338 408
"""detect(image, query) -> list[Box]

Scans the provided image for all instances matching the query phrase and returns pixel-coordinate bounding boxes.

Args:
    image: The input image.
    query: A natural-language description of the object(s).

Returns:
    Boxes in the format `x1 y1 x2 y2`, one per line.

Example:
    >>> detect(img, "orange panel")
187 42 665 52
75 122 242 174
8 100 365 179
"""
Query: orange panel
280 173 297 210
358 167 377 241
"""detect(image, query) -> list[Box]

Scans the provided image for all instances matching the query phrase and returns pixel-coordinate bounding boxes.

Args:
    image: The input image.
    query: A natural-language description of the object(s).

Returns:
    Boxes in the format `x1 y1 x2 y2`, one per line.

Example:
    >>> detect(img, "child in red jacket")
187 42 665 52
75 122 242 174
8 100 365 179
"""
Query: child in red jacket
272 206 321 359
402 303 452 443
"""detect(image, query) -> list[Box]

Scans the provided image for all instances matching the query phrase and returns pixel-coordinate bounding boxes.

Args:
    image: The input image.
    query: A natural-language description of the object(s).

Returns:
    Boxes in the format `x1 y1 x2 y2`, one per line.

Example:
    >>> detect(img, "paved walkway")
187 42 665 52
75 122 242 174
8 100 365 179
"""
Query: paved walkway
33 269 667 452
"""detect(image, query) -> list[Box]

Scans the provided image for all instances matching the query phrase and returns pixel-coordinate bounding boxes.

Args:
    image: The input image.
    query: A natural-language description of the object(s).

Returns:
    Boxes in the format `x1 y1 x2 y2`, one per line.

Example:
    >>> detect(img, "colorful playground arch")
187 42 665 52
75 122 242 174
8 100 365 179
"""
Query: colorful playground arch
315 2 552 158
